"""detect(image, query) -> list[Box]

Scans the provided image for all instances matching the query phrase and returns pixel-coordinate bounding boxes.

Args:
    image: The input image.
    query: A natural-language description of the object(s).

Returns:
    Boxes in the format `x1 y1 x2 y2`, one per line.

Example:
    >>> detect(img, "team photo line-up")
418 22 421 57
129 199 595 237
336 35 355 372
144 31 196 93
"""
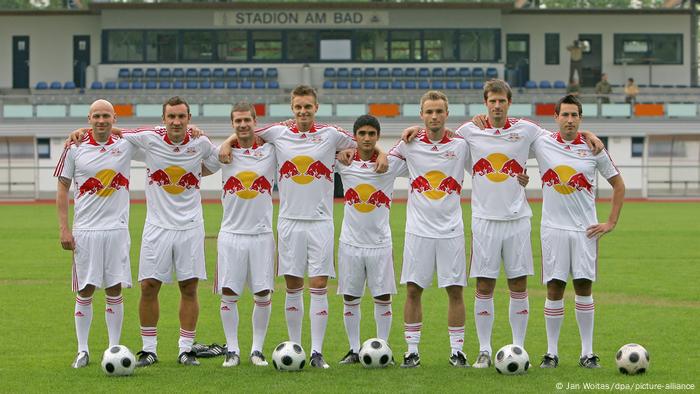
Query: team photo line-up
55 79 625 371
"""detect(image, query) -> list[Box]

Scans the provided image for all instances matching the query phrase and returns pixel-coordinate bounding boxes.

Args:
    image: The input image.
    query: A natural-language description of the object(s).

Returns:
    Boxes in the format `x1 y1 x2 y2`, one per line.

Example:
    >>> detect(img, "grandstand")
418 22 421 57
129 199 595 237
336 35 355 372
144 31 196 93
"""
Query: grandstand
0 1 698 199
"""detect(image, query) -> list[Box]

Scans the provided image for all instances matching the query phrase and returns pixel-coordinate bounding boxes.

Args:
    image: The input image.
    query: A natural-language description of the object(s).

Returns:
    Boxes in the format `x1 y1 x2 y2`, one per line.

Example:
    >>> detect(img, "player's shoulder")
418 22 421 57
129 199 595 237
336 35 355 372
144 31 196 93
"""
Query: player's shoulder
512 117 543 130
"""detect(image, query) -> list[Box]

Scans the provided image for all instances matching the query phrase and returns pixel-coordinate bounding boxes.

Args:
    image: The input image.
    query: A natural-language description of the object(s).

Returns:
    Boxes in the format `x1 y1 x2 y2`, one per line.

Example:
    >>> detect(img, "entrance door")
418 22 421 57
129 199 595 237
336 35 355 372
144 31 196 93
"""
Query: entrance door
506 34 529 87
73 35 90 88
578 34 602 88
12 36 29 89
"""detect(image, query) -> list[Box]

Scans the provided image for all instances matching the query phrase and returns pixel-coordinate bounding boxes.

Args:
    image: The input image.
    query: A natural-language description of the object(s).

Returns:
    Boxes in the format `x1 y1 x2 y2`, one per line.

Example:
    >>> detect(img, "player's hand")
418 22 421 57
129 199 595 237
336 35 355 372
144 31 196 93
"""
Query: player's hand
401 126 421 143
219 143 233 164
60 229 75 250
65 128 89 148
375 152 388 173
336 149 354 165
282 118 295 128
517 170 529 187
445 127 455 138
110 127 123 137
189 125 204 138
581 130 604 154
586 222 615 238
472 114 488 130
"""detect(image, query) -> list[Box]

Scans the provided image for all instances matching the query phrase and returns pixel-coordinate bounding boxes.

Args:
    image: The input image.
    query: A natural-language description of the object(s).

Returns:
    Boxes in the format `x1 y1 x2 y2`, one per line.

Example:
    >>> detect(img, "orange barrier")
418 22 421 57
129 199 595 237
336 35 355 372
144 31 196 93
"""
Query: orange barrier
369 103 400 118
535 103 556 116
634 104 664 117
114 104 133 117
254 103 266 117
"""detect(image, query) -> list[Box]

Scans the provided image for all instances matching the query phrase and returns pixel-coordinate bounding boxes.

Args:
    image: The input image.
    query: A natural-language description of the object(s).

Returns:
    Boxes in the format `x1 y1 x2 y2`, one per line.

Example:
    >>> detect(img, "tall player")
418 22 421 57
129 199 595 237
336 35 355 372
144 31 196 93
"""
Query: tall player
202 102 276 367
335 115 407 364
56 99 136 368
533 95 624 369
219 85 386 369
389 91 470 368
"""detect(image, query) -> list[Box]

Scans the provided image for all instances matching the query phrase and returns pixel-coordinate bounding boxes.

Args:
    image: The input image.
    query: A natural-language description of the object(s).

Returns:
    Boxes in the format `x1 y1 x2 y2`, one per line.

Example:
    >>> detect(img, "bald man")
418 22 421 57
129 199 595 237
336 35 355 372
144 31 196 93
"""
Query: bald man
55 99 139 368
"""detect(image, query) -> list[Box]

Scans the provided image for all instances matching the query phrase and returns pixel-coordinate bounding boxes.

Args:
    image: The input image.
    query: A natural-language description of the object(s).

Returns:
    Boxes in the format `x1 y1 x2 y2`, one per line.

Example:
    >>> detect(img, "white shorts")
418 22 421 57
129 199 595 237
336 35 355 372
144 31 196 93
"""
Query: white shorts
400 233 467 289
215 232 275 295
469 217 534 279
277 218 335 278
138 223 207 283
540 226 598 284
72 229 132 292
337 242 397 298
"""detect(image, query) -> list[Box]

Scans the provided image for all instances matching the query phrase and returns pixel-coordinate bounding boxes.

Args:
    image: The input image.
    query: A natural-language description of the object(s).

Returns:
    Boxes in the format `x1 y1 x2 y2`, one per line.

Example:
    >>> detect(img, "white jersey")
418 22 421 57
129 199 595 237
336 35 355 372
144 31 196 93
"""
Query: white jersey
122 127 216 230
256 122 355 221
456 118 547 221
389 131 469 239
54 132 135 231
203 141 276 235
532 132 620 231
336 154 408 248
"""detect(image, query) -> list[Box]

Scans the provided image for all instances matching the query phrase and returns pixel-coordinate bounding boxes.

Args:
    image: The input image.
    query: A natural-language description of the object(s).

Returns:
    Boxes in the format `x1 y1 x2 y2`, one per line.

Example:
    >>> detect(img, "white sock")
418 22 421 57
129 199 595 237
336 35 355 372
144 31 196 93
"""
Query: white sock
140 326 157 354
474 292 494 354
544 298 565 356
251 294 271 353
404 322 422 354
220 295 240 354
178 328 196 355
309 288 329 354
575 295 595 357
448 326 465 355
285 287 304 344
74 295 93 354
509 290 529 347
343 298 362 353
374 299 393 342
105 294 124 347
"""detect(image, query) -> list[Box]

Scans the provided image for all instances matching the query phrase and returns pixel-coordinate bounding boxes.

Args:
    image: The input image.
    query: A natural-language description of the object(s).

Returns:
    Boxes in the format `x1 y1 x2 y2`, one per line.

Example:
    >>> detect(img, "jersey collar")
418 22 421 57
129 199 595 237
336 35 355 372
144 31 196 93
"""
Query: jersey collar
86 130 115 146
554 132 585 145
484 118 513 131
418 130 452 144
353 150 378 163
232 140 260 149
289 123 318 134
163 131 191 145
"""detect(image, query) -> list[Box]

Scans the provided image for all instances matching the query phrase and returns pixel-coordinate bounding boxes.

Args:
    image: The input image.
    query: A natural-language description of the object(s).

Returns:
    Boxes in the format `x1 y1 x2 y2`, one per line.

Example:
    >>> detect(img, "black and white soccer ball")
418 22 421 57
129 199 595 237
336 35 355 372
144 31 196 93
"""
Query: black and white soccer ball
358 338 393 368
494 344 530 375
616 343 649 375
101 345 135 376
271 341 306 372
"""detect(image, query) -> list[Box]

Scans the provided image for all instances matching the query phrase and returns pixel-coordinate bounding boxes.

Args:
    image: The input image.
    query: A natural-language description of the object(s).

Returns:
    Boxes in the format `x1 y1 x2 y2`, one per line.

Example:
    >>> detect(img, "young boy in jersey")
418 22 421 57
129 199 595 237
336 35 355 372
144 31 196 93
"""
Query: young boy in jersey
202 102 276 367
389 91 471 368
56 99 137 368
532 95 624 369
335 115 408 364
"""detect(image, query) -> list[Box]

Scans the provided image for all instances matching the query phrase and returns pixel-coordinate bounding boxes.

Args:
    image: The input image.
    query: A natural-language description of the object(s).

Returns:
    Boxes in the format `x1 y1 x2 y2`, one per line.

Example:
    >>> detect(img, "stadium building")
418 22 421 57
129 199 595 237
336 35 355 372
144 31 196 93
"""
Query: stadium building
0 1 698 199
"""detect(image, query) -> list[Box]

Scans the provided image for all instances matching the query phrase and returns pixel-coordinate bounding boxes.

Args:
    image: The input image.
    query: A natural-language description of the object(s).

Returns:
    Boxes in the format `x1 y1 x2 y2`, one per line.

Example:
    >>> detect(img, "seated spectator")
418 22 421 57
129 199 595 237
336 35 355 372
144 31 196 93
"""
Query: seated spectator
624 78 639 104
595 73 612 104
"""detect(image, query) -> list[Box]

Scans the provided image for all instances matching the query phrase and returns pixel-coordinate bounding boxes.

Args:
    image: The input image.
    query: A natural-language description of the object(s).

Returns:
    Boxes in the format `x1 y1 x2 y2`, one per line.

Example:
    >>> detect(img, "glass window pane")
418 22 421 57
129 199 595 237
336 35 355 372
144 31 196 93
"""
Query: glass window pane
479 30 497 61
107 31 143 62
182 31 214 61
545 33 559 65
287 31 317 61
354 30 387 61
615 34 682 65
217 31 247 61
652 35 682 64
459 31 479 61
391 31 421 61
423 31 455 61
252 31 282 61
146 31 178 62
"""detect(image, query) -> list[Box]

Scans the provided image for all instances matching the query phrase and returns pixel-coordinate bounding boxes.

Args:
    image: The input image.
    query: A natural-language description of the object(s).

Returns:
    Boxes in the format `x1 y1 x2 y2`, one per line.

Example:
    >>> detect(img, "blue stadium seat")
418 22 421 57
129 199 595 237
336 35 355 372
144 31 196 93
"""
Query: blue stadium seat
324 68 336 78
49 81 62 89
186 68 198 79
525 80 537 89
35 81 48 90
539 80 552 89
199 68 212 79
337 68 349 78
431 81 444 89
446 67 458 78
323 80 334 89
472 68 485 79
350 80 362 90
118 81 130 90
446 81 458 90
391 80 403 89
268 81 279 89
266 68 278 79
418 68 430 78
186 81 198 89
418 80 430 90
158 81 171 89
118 68 130 79
432 68 445 78
132 81 144 89
459 67 471 78
145 81 157 89
63 81 76 89
240 68 252 79
227 81 238 89
254 80 265 89
158 68 171 79
213 68 225 79
172 80 184 89
131 68 144 80
145 68 157 79
173 68 185 79
472 81 485 89
337 80 349 89
226 68 237 79
553 80 566 89
405 81 417 89
391 67 403 78
199 81 211 89
105 81 117 90
459 81 471 90
378 68 390 78
89 81 102 90
404 68 417 78
213 80 225 89
240 80 252 89
377 80 390 89
364 81 376 89
252 68 264 79
486 67 498 79
351 68 362 79
364 68 377 78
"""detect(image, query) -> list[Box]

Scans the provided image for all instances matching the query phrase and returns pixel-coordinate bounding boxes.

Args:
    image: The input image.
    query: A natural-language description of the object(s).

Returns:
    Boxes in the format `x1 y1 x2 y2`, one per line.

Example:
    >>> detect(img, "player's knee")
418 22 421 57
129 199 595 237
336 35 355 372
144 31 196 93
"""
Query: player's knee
78 284 96 298
507 276 528 292
475 278 495 296
572 279 592 296
344 294 360 302
222 287 237 296
309 276 328 289
178 279 199 299
140 279 161 297
546 280 566 300
104 283 121 297
254 289 270 297
284 275 304 290
406 283 423 299
446 285 464 301
374 294 391 302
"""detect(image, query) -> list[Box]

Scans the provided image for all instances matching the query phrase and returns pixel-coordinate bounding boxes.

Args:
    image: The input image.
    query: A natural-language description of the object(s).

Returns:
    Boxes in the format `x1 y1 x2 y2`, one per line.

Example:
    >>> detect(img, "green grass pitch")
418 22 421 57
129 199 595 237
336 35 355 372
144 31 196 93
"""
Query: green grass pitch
1 201 698 392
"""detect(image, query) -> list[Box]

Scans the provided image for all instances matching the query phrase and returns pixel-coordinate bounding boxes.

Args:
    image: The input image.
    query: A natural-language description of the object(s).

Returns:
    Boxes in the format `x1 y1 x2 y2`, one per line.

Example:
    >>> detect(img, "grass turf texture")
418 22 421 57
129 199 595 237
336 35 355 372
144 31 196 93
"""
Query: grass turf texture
1 202 698 393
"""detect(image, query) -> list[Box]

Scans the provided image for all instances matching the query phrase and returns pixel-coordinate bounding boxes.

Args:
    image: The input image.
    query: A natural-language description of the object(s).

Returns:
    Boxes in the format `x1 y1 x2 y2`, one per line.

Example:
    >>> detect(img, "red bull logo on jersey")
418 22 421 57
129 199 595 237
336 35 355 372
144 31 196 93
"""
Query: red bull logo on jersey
279 155 332 185
344 183 391 213
76 169 129 198
148 166 199 195
472 153 524 183
541 165 593 194
410 170 462 200
222 171 272 199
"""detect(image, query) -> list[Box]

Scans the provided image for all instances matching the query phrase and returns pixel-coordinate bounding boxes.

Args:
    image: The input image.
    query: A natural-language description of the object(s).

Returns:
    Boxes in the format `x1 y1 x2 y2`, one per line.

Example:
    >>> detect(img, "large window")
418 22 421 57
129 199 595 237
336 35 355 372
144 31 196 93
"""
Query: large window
287 31 317 61
146 31 178 62
217 31 247 61
320 31 352 60
252 31 282 61
545 33 559 65
390 31 421 61
355 30 388 61
423 31 456 61
458 30 499 62
614 34 682 65
182 31 214 61
107 31 143 62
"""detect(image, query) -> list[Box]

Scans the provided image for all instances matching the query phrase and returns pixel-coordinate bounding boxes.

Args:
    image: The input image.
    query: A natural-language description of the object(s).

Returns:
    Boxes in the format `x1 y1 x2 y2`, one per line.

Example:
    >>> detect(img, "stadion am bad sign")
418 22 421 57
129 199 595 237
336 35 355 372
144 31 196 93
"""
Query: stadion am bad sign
214 11 389 27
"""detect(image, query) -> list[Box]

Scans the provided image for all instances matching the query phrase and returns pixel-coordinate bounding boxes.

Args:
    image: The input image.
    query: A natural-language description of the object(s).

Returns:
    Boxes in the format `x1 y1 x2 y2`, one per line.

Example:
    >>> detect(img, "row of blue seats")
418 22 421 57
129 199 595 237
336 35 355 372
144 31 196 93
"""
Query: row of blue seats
91 80 280 90
118 67 278 80
324 66 498 79
35 81 77 90
323 80 486 90
525 80 568 89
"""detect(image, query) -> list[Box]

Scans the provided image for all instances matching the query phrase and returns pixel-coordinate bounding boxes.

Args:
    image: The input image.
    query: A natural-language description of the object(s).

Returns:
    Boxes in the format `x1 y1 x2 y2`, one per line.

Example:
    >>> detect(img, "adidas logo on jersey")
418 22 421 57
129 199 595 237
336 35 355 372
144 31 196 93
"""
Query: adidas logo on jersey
173 147 180 152
431 145 439 151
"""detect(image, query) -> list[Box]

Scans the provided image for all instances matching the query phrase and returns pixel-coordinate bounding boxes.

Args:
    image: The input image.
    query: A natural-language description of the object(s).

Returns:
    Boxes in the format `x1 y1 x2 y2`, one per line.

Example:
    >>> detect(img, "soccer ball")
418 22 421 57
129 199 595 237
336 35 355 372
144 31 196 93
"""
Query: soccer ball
494 344 530 375
616 344 649 375
101 345 135 376
358 338 393 368
271 341 306 372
